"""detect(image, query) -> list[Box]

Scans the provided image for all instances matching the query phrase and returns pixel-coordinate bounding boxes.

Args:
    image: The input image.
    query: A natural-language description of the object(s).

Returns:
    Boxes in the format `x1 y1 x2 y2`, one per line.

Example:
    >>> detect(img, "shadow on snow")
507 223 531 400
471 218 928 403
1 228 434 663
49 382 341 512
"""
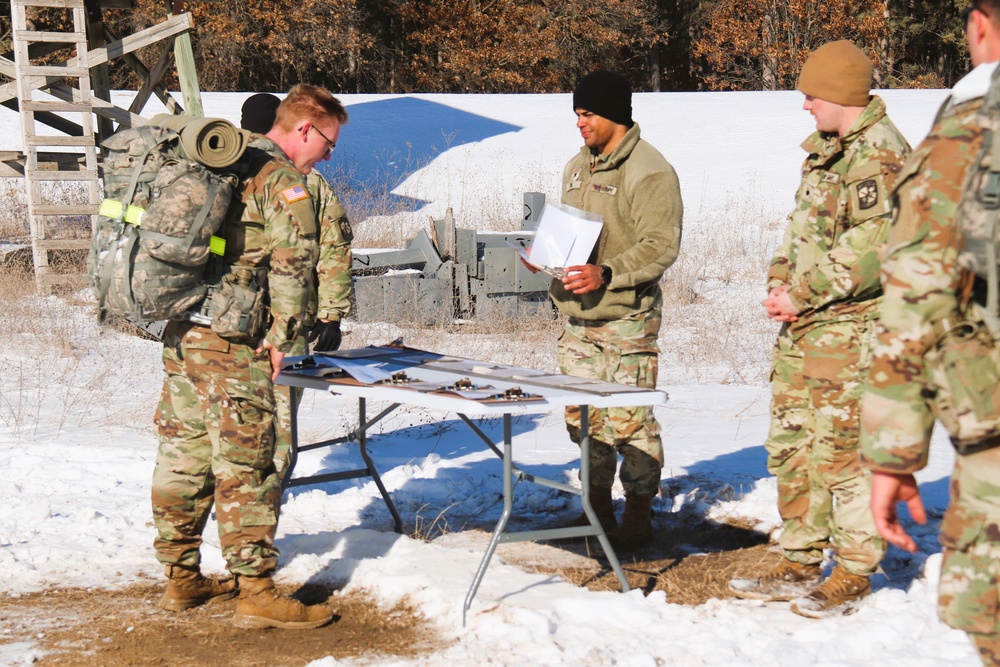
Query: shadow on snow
319 96 522 220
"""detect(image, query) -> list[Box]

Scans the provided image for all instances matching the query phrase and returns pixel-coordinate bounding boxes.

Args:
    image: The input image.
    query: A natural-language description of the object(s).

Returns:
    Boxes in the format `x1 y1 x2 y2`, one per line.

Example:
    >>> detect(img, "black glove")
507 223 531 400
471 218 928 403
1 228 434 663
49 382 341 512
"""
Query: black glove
308 319 342 352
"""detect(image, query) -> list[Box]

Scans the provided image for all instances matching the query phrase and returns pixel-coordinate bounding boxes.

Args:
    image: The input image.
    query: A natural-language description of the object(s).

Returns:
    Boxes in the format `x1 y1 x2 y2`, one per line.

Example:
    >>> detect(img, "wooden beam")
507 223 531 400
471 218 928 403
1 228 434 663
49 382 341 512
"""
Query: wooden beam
85 13 192 66
169 1 202 116
129 39 175 115
84 0 114 143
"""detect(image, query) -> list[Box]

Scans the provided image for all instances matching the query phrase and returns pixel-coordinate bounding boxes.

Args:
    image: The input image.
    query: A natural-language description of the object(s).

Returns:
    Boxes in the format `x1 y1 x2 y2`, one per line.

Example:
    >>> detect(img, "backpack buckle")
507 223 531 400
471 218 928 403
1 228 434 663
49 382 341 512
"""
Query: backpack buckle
980 170 1000 209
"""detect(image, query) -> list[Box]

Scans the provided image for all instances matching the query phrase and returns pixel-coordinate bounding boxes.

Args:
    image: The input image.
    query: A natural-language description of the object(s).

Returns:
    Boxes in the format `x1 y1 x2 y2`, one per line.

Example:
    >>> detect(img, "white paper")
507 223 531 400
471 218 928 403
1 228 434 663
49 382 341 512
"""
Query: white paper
526 203 603 269
506 240 564 279
325 357 395 384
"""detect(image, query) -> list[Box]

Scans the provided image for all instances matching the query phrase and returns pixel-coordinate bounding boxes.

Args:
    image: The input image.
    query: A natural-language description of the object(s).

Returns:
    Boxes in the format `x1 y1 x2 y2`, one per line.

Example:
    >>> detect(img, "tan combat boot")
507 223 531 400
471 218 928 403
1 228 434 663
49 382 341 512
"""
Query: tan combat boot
562 485 618 532
606 492 654 551
789 567 870 618
232 575 334 630
728 558 822 601
160 565 238 612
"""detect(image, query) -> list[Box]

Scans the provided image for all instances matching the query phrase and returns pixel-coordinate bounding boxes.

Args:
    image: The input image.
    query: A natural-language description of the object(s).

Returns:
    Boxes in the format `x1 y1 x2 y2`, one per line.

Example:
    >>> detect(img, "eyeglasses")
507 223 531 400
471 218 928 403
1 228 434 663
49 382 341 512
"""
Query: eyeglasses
311 124 337 155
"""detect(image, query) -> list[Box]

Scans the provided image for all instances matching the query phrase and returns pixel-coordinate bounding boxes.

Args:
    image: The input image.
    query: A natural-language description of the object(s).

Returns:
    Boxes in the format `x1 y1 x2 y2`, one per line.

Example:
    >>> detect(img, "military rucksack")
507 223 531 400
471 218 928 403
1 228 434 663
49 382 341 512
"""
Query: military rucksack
88 115 248 324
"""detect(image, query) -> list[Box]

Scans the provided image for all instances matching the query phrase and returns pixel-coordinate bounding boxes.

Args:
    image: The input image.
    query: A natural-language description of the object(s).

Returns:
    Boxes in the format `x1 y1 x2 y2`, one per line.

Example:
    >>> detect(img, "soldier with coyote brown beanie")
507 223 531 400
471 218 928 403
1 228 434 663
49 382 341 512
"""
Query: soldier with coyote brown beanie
727 40 910 618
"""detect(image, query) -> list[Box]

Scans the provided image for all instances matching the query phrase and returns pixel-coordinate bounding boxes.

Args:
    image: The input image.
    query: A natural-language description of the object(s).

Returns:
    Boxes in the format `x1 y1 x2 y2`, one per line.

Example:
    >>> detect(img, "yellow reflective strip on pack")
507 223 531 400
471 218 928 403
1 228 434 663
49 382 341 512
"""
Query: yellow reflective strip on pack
98 199 123 219
209 236 226 256
123 205 144 225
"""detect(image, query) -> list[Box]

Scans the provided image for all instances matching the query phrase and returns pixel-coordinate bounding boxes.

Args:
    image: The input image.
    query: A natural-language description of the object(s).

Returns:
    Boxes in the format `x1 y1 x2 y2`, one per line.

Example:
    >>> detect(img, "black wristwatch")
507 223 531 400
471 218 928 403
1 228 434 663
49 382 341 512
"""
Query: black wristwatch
600 264 612 286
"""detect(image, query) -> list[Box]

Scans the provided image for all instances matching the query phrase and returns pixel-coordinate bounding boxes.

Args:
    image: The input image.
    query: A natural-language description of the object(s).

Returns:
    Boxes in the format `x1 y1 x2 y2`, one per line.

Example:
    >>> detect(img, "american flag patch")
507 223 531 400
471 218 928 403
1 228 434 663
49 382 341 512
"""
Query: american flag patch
282 184 309 203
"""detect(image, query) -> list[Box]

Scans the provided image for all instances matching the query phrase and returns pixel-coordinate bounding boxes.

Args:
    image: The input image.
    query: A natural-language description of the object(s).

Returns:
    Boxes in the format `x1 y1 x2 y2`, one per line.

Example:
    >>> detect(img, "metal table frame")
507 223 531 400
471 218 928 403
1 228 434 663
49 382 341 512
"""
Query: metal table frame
283 390 405 534
277 349 666 625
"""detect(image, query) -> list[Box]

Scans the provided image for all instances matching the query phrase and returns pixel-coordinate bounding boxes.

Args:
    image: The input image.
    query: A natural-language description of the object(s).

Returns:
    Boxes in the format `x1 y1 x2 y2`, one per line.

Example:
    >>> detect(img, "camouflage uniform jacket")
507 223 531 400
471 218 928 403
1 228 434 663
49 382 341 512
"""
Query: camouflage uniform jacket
218 136 318 352
550 122 683 321
306 170 353 324
768 95 910 331
862 67 996 473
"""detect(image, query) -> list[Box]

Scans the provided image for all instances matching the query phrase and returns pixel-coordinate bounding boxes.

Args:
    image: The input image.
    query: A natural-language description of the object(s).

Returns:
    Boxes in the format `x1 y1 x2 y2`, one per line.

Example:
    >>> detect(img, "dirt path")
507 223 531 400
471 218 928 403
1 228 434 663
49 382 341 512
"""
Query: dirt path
1 582 442 666
1 517 773 665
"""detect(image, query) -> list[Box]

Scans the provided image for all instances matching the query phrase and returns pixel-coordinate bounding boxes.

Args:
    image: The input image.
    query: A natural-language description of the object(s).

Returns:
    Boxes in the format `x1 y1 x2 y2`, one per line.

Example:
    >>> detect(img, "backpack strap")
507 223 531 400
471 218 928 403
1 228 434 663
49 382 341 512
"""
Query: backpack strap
135 169 223 254
122 126 173 211
95 220 141 321
976 69 1000 340
981 126 1000 340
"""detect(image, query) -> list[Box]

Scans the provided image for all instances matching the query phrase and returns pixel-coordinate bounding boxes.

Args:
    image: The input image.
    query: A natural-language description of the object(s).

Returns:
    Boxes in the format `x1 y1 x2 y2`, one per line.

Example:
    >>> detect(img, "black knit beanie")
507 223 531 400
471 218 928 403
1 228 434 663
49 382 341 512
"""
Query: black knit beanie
572 70 633 127
240 93 281 134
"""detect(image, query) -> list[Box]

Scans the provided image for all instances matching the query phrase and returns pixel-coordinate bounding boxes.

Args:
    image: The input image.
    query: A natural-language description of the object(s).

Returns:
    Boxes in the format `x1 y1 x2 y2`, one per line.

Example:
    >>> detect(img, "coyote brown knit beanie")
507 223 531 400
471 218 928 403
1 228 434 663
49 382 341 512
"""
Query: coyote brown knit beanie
572 70 634 127
796 40 873 107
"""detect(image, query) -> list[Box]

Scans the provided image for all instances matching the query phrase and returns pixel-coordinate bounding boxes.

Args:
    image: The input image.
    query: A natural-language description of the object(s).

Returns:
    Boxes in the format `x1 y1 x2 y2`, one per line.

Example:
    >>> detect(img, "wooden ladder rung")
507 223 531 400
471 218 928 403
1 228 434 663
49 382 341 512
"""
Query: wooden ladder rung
23 100 94 113
17 0 87 9
37 273 90 291
26 169 99 181
31 204 99 216
14 27 87 41
17 64 90 77
34 238 91 251
25 136 96 148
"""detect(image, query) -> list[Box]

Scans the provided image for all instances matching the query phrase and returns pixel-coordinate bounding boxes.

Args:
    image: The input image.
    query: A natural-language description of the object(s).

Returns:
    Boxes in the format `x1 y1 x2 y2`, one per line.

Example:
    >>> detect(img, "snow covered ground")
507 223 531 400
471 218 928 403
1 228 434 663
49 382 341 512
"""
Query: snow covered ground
0 87 982 665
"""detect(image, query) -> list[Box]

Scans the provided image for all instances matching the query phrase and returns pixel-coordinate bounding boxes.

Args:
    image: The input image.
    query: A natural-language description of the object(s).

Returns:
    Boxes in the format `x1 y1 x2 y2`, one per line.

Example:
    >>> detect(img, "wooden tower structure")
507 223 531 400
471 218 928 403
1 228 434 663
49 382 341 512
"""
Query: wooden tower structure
1 0 204 293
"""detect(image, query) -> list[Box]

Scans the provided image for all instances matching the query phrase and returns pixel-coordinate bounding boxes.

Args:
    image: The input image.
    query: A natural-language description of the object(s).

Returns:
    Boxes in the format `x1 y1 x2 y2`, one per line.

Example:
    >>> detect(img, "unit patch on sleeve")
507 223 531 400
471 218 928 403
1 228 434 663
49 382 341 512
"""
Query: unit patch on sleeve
339 217 354 242
282 184 309 204
857 179 878 210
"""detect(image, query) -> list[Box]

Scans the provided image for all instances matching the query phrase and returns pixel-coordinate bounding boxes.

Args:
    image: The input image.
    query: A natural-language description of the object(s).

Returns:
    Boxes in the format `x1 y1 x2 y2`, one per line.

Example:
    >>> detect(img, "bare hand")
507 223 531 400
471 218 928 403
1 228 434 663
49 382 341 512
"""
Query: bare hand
762 285 800 322
257 339 286 382
519 256 541 274
870 471 926 553
562 264 605 294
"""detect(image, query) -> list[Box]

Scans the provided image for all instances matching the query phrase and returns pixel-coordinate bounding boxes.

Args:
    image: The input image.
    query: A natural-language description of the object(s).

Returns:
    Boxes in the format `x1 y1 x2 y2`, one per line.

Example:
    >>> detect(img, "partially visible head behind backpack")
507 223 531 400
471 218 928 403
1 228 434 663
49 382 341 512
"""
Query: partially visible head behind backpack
274 84 348 132
241 93 281 134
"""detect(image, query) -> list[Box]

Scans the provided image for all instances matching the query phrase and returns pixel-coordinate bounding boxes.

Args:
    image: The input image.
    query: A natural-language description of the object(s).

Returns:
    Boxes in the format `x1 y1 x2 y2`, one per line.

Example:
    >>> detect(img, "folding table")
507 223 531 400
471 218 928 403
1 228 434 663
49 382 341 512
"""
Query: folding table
276 344 668 624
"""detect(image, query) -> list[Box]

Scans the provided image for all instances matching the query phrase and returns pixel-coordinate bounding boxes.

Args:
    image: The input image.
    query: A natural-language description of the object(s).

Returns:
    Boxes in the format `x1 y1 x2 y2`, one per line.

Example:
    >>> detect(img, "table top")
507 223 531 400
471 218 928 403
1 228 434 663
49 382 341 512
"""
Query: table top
276 343 668 416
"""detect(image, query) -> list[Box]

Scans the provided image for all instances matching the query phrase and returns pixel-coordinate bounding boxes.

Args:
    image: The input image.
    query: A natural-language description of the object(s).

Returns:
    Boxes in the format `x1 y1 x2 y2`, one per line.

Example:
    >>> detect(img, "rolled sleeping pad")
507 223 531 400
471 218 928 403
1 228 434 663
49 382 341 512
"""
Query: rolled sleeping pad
149 113 248 168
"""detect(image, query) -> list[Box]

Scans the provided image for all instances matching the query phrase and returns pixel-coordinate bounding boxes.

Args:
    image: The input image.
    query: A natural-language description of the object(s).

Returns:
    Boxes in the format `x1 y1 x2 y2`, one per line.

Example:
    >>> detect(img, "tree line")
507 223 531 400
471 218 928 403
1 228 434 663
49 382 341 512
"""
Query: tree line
4 1 974 94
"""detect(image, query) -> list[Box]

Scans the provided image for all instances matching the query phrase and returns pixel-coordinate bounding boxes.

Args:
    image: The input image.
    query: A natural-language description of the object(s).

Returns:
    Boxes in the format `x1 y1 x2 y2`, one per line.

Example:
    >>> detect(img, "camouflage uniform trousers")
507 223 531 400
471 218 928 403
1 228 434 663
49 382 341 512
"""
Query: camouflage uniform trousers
273 335 309 479
558 310 663 496
151 321 282 577
766 316 885 575
938 447 1000 661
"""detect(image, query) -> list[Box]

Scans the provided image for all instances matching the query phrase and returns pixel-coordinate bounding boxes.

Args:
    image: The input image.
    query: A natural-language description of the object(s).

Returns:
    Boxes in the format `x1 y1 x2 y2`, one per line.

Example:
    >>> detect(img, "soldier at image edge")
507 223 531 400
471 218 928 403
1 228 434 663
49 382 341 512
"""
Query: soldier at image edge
150 84 347 630
861 2 1000 664
525 69 683 552
240 91 354 481
727 40 911 618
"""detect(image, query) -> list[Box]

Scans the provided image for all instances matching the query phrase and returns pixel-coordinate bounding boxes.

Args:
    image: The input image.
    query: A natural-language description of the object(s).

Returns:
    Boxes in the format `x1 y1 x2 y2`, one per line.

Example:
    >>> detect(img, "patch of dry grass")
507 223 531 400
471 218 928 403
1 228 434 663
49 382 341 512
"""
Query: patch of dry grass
509 518 776 606
656 192 786 385
0 251 162 439
0 177 94 243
